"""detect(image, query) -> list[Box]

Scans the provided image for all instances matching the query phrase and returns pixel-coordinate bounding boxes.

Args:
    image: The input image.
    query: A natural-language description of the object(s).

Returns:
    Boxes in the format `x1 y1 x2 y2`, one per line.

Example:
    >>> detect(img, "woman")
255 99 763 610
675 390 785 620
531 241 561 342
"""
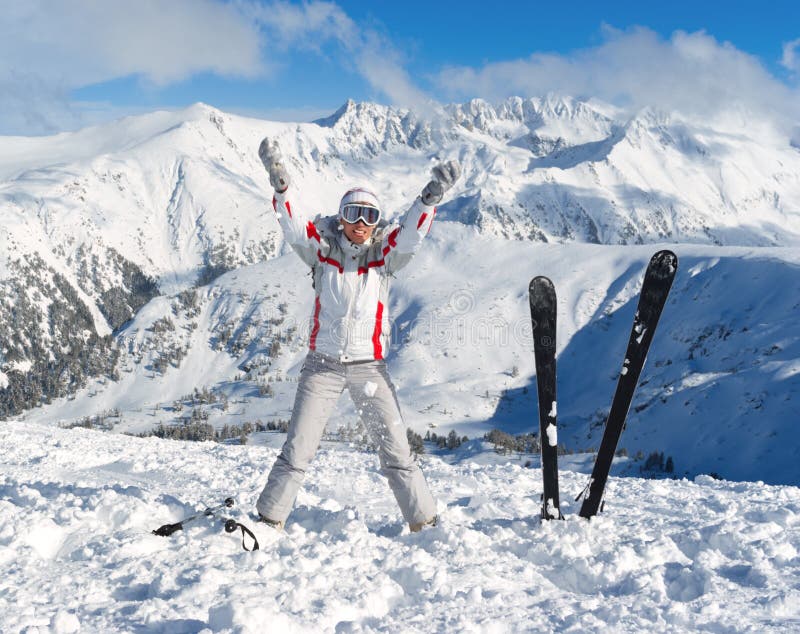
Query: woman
256 138 460 532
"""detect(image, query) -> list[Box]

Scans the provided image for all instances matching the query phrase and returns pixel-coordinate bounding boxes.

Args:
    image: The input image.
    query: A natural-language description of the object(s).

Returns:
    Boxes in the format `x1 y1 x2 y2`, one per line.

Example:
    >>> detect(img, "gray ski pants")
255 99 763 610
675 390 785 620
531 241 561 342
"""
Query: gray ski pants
256 352 436 525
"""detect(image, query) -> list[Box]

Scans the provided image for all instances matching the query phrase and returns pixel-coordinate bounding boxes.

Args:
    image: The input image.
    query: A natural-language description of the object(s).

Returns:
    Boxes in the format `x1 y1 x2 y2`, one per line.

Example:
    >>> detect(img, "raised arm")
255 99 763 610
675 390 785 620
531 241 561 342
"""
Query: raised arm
382 160 461 275
258 138 321 268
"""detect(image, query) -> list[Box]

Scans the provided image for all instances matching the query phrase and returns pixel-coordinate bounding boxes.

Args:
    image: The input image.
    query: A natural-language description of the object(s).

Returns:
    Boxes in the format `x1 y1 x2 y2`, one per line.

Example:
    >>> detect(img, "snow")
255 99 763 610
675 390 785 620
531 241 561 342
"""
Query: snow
363 381 378 398
2 420 800 632
546 423 558 447
678 372 729 390
9 360 32 374
544 497 559 518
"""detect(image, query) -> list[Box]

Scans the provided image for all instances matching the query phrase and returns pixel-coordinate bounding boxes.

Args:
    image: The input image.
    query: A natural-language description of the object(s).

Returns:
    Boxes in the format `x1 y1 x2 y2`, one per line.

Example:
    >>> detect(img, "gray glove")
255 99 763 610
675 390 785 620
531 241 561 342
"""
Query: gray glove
421 159 461 206
258 138 290 193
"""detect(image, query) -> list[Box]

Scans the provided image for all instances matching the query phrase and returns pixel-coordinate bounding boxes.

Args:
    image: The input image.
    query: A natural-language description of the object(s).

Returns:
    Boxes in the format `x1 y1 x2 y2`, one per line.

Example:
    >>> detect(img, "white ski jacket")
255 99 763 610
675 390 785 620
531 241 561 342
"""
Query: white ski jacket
271 188 436 362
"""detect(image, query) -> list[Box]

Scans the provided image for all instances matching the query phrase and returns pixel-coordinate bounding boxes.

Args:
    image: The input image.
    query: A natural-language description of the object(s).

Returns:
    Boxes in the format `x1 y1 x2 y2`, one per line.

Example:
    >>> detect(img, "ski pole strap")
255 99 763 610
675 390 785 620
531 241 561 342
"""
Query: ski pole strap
224 519 260 551
574 480 591 502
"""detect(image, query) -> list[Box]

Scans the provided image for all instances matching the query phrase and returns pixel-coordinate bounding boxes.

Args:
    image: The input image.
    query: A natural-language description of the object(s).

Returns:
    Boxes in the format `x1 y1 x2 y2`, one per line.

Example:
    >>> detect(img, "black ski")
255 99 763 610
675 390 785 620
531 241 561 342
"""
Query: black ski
578 250 678 519
529 276 564 520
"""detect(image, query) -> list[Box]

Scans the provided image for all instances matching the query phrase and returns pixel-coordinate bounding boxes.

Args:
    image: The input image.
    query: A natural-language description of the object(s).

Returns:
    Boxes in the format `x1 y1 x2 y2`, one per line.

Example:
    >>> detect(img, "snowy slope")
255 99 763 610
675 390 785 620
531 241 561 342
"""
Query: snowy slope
17 235 800 485
2 421 799 633
2 98 799 484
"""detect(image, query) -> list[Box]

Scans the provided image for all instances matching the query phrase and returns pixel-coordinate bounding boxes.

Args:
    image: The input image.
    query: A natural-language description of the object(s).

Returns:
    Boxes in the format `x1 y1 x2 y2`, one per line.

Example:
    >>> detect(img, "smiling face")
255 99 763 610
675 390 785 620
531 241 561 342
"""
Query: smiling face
340 218 375 244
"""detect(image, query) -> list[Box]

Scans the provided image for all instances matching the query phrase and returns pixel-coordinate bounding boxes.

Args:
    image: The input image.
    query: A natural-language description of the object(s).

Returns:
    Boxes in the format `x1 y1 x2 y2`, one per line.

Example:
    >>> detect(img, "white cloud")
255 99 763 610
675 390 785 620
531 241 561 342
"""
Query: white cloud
4 3 796 138
246 0 358 51
782 38 800 73
0 0 263 134
245 1 432 111
351 31 433 112
0 72 78 136
0 0 432 134
0 1 263 86
436 27 800 128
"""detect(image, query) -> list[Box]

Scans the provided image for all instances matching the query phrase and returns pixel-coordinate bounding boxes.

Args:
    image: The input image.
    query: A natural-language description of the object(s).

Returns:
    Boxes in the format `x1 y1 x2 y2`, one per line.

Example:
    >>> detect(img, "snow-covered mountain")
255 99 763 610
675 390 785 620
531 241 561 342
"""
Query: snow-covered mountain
1 98 799 484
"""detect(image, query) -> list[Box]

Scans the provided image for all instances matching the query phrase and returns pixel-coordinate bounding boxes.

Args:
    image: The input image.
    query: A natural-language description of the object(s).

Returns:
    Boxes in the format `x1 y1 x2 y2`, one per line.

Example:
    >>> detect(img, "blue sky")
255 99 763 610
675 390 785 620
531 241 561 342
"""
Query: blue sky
1 1 799 135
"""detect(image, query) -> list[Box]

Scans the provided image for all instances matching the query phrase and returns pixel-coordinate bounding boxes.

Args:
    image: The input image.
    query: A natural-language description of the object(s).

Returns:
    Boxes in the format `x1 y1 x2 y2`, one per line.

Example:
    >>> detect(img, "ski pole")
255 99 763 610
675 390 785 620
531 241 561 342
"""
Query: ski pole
152 497 235 536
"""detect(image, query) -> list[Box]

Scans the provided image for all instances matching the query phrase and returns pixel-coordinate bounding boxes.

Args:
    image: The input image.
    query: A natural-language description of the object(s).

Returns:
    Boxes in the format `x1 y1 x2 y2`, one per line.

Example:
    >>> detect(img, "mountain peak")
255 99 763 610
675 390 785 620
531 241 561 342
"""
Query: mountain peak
313 99 359 128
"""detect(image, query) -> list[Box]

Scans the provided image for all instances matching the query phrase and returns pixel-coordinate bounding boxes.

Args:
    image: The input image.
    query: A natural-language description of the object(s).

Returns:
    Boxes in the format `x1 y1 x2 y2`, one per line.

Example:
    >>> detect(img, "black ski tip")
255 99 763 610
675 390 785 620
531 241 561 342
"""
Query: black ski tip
529 277 556 315
529 275 555 294
649 250 679 278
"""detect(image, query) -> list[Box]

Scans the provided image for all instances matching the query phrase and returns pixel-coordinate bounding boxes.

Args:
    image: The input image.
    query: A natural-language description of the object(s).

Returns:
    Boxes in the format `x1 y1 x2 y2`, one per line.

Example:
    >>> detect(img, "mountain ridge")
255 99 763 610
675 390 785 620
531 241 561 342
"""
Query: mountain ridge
1 98 798 484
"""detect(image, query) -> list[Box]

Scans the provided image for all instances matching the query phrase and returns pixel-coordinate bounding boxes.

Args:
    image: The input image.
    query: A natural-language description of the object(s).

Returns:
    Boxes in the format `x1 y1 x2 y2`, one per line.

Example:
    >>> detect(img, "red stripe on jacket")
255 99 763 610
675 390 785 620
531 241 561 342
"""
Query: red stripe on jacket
272 194 292 218
306 221 321 242
309 296 321 350
358 227 402 274
372 301 384 360
271 196 293 219
317 250 343 273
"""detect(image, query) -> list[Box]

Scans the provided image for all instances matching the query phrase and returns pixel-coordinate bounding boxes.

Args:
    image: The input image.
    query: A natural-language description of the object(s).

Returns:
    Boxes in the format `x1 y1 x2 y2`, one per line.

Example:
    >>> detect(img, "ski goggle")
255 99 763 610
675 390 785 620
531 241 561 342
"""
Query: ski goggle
340 204 381 226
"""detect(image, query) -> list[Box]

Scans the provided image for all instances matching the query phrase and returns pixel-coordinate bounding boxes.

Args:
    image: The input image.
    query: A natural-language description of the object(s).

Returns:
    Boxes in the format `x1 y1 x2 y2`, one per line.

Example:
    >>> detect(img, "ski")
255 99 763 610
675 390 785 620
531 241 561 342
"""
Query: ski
578 250 678 519
529 276 564 520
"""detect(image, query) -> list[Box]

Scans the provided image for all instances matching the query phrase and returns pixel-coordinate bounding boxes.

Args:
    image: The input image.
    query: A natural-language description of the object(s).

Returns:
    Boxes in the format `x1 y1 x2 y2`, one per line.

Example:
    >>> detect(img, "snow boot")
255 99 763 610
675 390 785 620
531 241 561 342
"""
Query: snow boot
257 514 284 532
409 515 438 533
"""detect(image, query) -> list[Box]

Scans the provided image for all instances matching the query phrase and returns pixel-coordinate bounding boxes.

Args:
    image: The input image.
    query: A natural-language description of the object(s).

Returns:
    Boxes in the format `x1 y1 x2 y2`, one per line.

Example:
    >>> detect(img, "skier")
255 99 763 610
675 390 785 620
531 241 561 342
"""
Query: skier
255 138 461 532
